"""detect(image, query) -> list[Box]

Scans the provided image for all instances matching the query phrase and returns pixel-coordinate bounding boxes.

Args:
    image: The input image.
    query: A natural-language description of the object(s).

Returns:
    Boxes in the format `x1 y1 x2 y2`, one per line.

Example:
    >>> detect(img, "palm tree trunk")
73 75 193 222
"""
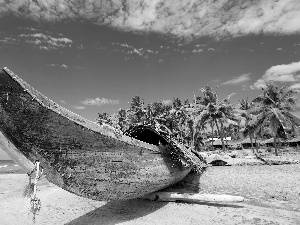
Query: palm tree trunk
237 120 242 139
274 134 278 156
250 133 254 151
191 119 195 150
214 119 223 150
252 136 258 157
210 121 214 147
254 136 257 154
253 136 269 164
214 119 220 136
219 119 225 150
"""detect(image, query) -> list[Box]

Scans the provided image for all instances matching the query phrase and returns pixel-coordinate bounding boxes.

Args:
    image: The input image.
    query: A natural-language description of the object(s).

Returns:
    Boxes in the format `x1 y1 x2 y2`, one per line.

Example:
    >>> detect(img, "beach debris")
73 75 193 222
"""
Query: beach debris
206 154 231 166
23 161 43 223
144 191 244 203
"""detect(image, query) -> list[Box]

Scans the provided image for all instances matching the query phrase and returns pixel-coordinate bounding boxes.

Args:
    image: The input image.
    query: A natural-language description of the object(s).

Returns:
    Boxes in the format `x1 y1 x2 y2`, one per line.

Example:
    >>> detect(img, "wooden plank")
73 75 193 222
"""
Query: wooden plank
144 192 245 202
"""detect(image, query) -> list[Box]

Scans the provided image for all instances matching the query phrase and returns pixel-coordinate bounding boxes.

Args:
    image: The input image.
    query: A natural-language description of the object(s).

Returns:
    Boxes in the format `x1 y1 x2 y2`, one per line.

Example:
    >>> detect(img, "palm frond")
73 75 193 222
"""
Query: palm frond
194 110 210 127
270 108 292 130
247 106 263 115
243 114 267 138
285 112 300 126
251 95 265 103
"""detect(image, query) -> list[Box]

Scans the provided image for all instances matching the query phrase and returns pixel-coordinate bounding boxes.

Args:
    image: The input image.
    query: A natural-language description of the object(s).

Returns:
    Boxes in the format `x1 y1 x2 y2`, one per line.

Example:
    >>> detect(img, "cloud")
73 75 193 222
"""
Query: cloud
0 37 18 44
81 97 120 106
227 93 236 99
2 1 300 40
113 42 145 56
262 62 300 82
60 100 66 104
61 64 68 69
72 105 86 110
39 46 49 50
250 79 267 90
26 39 42 45
286 83 300 91
192 49 203 53
221 73 251 85
251 61 300 89
47 63 69 69
18 27 37 31
112 42 158 61
20 32 72 49
161 100 172 105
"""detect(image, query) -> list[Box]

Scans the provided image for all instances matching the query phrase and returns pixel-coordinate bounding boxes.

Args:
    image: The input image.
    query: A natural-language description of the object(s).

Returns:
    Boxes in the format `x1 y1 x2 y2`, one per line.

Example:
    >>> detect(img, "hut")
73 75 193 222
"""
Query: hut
227 140 242 150
212 139 223 149
204 138 218 145
262 137 285 147
205 138 230 149
240 138 260 148
287 137 300 147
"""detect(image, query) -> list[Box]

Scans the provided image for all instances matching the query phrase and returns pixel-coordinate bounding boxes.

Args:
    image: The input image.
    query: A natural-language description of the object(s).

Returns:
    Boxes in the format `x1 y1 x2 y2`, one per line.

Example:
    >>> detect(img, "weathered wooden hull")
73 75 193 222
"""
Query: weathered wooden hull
0 67 193 201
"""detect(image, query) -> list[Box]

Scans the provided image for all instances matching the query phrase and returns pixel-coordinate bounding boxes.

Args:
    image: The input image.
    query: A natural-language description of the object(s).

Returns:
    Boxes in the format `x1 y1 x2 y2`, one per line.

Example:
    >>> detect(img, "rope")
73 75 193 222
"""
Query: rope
24 161 42 223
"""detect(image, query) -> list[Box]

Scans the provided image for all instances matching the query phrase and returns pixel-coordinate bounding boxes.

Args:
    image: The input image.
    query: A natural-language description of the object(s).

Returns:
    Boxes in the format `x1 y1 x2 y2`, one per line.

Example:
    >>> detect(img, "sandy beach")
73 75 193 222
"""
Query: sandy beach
1 164 300 225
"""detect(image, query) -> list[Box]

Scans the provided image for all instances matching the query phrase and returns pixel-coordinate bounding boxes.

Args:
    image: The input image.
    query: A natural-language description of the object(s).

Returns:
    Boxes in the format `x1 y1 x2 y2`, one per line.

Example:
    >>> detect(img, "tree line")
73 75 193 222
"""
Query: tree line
97 84 300 156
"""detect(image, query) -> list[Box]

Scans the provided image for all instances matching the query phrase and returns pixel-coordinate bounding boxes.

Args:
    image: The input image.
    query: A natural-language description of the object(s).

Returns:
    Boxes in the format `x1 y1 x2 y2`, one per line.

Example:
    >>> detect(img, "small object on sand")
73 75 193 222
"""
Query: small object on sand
206 154 231 166
144 192 244 203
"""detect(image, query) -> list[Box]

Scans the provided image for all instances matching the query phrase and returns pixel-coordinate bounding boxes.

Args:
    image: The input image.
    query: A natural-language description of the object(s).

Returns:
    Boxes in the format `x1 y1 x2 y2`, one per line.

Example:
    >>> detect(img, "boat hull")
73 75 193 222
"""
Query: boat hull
0 68 191 201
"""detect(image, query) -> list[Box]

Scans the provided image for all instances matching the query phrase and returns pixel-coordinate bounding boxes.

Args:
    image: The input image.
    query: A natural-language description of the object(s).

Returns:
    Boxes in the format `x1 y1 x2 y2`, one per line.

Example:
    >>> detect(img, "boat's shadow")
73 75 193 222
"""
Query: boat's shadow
65 197 243 225
64 198 167 225
65 172 243 225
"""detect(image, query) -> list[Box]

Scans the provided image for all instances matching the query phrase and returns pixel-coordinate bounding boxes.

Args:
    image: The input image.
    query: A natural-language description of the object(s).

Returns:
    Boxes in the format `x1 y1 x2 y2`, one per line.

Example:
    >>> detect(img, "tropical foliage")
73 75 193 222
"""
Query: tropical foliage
193 86 238 150
244 84 300 155
97 83 300 155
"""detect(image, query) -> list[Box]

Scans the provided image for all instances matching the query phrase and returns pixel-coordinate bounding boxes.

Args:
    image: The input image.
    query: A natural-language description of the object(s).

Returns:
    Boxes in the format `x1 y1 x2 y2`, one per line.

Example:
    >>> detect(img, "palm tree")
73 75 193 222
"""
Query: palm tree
169 102 190 144
194 86 237 150
117 109 129 132
236 98 255 148
247 84 300 156
168 98 200 147
128 96 147 125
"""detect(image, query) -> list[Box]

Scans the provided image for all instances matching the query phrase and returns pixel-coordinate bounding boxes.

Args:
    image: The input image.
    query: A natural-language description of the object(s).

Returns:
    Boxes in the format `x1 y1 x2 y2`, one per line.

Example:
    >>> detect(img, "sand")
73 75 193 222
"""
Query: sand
1 165 300 225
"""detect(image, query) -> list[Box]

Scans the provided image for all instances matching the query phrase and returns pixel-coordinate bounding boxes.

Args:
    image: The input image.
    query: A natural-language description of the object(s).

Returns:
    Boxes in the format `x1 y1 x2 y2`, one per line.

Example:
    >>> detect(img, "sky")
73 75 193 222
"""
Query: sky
1 0 300 159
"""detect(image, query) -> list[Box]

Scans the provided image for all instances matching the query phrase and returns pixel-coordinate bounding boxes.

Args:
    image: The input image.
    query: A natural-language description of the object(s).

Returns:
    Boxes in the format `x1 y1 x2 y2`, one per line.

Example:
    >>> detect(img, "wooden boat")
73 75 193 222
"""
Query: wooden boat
0 67 204 201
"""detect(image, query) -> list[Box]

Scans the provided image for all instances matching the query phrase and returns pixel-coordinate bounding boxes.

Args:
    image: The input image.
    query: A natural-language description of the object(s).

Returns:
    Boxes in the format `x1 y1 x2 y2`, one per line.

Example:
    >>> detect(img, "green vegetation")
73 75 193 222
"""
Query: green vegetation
97 84 300 155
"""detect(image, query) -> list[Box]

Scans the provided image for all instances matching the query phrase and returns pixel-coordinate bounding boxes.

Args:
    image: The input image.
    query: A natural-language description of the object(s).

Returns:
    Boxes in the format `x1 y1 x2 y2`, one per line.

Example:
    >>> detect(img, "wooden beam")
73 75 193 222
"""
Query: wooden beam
144 192 244 202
